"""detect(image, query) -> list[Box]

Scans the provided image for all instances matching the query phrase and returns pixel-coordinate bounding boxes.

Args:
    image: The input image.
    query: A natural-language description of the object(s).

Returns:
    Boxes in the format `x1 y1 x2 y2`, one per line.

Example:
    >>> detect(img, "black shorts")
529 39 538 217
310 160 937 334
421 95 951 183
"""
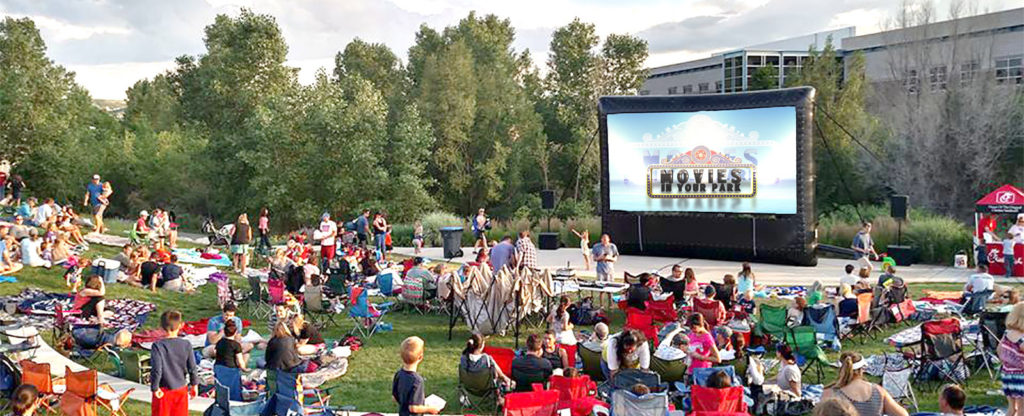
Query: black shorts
357 233 368 243
474 230 486 240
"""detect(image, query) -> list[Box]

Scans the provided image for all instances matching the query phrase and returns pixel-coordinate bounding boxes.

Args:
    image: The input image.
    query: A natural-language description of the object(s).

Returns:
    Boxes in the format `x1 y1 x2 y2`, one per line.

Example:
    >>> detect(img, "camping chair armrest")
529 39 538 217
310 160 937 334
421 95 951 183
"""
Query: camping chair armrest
531 383 545 392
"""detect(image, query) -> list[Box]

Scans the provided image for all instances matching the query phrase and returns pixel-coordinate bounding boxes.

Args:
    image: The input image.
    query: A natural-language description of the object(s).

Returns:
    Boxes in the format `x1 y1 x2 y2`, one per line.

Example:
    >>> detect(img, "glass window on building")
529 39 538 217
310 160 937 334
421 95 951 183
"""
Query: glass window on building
682 85 693 94
698 83 709 93
960 60 979 86
995 56 1023 85
667 86 678 95
715 81 722 93
904 69 920 93
639 90 650 96
928 66 947 91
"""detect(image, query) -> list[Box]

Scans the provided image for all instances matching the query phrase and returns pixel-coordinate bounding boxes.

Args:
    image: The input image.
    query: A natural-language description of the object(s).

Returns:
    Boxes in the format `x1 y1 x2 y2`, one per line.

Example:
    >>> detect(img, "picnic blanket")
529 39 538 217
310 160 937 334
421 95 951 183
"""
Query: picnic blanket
885 318 979 347
180 317 252 336
84 233 131 247
173 248 232 268
14 290 155 331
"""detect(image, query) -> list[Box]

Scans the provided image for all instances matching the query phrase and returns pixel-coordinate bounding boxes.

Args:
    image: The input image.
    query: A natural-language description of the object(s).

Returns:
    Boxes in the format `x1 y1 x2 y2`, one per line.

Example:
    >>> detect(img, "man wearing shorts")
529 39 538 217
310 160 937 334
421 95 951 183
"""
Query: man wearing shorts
355 209 370 247
83 174 105 233
317 213 337 267
592 234 619 282
851 221 876 272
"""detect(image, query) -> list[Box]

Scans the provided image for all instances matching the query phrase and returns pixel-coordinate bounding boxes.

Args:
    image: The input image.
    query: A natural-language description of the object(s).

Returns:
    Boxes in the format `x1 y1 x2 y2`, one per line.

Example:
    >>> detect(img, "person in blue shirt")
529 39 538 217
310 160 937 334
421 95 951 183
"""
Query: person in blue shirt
82 174 107 233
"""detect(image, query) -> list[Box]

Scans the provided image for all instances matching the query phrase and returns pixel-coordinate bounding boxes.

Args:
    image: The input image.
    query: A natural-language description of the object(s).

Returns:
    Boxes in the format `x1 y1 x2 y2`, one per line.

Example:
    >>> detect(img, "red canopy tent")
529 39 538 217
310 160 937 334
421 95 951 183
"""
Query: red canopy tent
976 184 1024 276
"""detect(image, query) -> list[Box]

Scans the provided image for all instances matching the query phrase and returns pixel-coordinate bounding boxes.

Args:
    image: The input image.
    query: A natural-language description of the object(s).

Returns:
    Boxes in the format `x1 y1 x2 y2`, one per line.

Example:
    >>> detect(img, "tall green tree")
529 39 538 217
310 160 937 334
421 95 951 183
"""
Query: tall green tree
333 38 403 102
749 64 779 91
601 33 649 95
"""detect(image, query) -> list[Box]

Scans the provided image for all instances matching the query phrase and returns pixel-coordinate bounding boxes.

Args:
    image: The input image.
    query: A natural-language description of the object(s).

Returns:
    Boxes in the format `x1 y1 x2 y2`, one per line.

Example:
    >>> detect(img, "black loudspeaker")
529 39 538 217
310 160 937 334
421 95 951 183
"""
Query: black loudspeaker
891 195 909 219
541 190 555 210
887 245 915 266
539 232 559 250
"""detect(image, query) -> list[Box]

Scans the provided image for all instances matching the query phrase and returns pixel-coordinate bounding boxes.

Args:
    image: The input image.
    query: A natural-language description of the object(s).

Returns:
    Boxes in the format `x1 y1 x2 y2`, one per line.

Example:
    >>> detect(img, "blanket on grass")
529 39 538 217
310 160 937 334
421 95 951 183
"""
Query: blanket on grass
174 248 232 268
11 289 155 331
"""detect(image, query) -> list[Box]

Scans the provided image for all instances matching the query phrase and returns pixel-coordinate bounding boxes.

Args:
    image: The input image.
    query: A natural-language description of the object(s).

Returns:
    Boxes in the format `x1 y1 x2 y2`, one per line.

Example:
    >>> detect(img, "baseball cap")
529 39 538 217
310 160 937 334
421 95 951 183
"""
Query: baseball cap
140 210 149 217
92 174 100 180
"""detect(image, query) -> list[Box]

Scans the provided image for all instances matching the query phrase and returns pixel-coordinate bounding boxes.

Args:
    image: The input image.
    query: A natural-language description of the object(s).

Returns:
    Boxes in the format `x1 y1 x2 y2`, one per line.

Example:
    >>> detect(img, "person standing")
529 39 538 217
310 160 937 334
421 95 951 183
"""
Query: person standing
1006 232 1018 278
851 222 877 272
355 209 371 248
151 310 198 416
373 212 388 257
82 174 107 234
571 229 591 270
316 213 337 268
257 207 271 255
412 220 424 255
473 208 489 254
1000 303 1024 416
230 214 252 274
1010 214 1024 243
592 234 619 282
515 231 538 271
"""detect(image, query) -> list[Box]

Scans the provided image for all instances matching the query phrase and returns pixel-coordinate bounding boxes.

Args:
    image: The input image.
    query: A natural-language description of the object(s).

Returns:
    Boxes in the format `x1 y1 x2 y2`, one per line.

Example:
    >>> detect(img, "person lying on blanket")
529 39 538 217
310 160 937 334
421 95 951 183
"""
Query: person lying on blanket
71 325 133 350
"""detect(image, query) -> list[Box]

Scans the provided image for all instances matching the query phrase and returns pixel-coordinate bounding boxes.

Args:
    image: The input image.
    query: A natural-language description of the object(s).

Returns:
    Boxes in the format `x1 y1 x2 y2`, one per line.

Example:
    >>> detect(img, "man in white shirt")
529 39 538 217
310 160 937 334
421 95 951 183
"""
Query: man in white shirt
32 198 56 228
316 213 337 267
964 264 994 294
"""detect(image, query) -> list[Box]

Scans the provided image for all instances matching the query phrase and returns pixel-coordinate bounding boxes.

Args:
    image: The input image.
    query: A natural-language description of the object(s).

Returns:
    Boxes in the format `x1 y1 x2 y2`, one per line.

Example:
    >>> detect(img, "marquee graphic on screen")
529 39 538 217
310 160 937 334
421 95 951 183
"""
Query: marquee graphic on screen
647 145 756 198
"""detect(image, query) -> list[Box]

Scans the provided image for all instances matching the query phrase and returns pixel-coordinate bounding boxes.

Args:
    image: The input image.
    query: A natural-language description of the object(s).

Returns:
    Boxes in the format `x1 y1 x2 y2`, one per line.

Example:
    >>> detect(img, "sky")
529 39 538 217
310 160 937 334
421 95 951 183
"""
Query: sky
0 0 1016 99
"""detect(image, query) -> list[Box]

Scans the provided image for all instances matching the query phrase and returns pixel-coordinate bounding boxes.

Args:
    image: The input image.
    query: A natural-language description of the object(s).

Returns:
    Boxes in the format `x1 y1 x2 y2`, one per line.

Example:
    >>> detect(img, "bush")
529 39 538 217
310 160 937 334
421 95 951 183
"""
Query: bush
419 211 466 247
818 204 971 265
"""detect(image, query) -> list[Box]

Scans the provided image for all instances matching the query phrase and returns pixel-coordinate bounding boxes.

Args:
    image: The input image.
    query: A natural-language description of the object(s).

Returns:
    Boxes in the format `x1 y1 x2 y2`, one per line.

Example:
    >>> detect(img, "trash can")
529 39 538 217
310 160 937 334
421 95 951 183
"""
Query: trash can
439 226 464 259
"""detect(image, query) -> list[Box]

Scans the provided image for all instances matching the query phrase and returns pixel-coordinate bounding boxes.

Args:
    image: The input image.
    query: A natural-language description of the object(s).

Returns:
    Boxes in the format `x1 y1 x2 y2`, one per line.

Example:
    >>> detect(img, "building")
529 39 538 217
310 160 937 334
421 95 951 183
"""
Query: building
640 8 1023 95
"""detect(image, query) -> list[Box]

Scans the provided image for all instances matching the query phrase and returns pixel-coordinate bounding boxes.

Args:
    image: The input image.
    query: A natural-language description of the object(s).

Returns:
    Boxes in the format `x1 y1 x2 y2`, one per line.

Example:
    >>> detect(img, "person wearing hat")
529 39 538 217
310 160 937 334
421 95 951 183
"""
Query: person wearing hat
132 210 150 245
821 352 908 416
83 174 108 233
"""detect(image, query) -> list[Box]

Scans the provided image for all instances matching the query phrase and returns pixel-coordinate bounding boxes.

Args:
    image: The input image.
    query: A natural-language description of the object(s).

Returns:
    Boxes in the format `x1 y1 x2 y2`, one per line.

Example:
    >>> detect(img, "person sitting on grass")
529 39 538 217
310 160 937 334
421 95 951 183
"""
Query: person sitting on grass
215 320 248 372
0 228 24 275
155 254 186 293
204 303 249 357
392 336 442 415
19 228 49 268
938 384 966 416
266 322 314 373
511 334 553 392
290 314 324 356
9 384 40 416
460 333 514 393
74 275 110 326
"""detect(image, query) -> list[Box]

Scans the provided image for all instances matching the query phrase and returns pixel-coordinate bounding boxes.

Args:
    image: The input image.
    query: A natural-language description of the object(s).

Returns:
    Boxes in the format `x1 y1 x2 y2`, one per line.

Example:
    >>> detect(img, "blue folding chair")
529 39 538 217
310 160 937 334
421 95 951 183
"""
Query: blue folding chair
807 303 841 350
377 270 399 298
206 379 266 416
262 370 333 416
213 365 243 402
692 365 737 387
348 285 392 338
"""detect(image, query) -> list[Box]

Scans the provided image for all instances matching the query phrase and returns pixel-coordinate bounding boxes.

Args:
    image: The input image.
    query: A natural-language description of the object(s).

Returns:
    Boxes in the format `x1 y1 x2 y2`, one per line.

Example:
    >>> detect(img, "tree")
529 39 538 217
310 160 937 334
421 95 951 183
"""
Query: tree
601 33 649 95
749 64 779 90
333 38 403 102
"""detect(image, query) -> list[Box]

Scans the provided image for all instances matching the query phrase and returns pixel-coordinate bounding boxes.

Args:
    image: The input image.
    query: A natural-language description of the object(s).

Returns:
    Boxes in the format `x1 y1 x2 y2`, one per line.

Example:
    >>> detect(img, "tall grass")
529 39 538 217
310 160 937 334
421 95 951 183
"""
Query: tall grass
388 211 602 249
818 204 972 265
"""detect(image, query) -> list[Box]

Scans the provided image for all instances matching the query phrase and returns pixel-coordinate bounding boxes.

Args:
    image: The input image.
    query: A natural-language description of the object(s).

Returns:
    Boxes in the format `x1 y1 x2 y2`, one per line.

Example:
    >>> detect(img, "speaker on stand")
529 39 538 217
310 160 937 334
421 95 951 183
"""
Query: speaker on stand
540 190 558 250
888 195 914 266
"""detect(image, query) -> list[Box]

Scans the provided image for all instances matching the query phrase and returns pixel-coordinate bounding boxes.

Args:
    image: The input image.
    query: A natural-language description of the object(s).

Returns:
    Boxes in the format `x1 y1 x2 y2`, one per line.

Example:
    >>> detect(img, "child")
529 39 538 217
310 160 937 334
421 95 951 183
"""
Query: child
392 336 442 415
412 221 424 255
151 310 198 416
10 384 40 416
64 257 89 292
571 229 591 270
746 346 766 411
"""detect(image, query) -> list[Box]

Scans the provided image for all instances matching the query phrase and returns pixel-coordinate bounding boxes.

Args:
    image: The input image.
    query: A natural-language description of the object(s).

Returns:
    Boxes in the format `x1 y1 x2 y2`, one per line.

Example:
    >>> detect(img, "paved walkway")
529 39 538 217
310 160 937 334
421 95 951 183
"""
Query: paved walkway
392 246 1017 287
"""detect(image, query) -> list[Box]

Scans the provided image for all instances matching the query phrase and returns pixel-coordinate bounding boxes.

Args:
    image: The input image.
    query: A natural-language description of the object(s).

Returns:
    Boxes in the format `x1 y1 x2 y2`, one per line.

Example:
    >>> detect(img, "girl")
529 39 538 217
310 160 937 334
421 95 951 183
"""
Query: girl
773 344 802 398
820 352 908 416
1000 302 1024 416
547 296 577 346
257 207 271 255
74 275 109 326
412 220 424 255
736 262 761 294
460 333 514 392
683 268 699 299
686 313 720 374
571 229 591 270
230 213 252 274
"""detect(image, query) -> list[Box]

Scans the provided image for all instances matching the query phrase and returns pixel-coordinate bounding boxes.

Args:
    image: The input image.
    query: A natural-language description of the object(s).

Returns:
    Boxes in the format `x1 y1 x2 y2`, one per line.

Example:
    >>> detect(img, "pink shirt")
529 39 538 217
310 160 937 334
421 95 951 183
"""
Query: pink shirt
688 332 716 372
258 216 269 231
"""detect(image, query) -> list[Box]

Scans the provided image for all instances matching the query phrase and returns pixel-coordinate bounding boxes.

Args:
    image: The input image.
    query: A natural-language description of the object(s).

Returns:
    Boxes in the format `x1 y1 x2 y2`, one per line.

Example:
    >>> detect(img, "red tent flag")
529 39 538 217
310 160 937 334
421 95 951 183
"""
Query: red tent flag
976 184 1024 214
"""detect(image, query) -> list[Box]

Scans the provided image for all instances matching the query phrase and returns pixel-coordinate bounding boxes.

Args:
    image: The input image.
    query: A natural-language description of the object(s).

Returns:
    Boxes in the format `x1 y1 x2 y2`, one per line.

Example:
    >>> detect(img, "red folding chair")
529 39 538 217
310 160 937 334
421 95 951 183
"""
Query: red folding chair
648 295 677 324
558 343 577 369
690 385 748 415
694 298 726 328
535 375 607 416
503 390 560 416
624 308 660 345
483 345 515 377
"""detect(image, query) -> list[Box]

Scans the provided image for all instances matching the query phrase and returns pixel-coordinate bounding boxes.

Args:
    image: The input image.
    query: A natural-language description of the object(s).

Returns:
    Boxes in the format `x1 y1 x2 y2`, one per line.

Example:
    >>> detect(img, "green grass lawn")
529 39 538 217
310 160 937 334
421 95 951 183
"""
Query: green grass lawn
1 222 1018 414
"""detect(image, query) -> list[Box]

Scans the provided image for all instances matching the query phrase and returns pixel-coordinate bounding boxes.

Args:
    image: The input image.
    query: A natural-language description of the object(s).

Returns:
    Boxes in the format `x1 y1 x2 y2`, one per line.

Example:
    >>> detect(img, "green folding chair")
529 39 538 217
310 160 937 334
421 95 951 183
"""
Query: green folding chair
578 343 606 382
650 356 687 385
789 325 830 384
756 304 792 345
457 365 500 414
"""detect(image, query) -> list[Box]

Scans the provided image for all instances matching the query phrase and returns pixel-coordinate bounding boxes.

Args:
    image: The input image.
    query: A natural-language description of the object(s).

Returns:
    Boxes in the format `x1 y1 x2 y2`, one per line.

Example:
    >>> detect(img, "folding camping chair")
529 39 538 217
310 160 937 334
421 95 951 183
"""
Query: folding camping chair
243 274 271 319
650 356 687 386
483 346 515 378
692 366 737 387
884 282 914 325
303 284 338 330
347 285 391 338
609 389 669 416
204 379 268 416
63 325 125 377
960 290 994 317
1 324 40 360
624 308 660 345
806 303 840 350
265 370 334 416
756 304 791 345
789 326 830 384
599 368 666 400
536 375 603 416
577 343 606 382
915 318 968 388
558 343 577 369
458 363 501 414
694 298 727 328
214 365 244 402
647 295 677 324
503 390 559 416
690 385 748 415
881 354 919 413
847 292 880 342
19 360 60 414
60 366 133 416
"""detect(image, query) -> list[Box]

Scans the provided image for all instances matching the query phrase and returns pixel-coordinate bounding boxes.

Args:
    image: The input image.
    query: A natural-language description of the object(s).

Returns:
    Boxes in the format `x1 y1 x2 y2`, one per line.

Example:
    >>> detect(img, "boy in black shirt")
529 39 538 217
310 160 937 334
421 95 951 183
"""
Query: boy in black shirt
214 319 247 370
391 336 441 415
510 333 553 392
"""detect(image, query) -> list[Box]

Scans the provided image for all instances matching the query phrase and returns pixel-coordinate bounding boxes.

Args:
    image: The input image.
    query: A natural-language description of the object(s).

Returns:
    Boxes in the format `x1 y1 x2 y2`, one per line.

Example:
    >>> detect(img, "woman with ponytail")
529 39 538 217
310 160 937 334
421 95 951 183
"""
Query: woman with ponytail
459 333 513 389
820 352 908 416
547 296 577 345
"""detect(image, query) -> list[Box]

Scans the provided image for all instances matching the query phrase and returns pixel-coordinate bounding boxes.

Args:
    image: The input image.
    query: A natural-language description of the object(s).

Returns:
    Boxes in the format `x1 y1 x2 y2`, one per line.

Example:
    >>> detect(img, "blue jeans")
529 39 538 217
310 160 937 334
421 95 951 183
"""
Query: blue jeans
375 233 386 254
1007 254 1015 277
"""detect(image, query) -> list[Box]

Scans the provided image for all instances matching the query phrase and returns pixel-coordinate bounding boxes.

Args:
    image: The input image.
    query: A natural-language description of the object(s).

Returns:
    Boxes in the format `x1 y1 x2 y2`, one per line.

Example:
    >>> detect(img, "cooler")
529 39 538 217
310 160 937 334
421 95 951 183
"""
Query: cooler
92 259 121 283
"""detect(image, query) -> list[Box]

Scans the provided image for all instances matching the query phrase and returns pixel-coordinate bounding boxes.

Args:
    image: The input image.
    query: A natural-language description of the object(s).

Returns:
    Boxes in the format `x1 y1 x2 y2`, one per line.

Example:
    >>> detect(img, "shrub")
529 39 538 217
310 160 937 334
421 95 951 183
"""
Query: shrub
419 211 466 247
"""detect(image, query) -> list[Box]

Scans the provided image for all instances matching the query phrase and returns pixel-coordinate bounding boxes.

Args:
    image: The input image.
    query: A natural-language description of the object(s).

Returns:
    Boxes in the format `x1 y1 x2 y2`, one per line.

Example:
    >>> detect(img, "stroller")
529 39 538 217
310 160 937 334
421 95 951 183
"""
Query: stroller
202 218 235 248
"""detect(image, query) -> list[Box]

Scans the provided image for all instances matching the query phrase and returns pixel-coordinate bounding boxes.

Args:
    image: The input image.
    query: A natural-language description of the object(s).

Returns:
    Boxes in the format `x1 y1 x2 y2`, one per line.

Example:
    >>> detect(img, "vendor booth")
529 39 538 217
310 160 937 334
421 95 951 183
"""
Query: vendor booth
975 184 1024 277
